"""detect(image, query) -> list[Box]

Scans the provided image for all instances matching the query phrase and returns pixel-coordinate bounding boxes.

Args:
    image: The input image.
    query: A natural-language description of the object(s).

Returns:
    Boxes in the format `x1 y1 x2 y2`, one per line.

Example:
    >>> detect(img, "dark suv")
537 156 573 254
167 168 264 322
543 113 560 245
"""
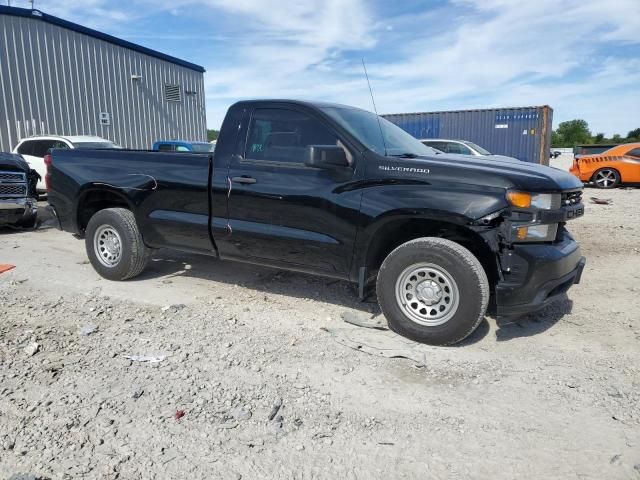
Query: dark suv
0 152 38 228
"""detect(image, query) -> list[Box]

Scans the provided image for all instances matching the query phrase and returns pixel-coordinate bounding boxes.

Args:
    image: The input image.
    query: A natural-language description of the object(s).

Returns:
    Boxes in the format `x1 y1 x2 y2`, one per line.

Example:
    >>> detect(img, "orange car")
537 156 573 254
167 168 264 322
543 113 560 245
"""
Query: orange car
570 143 640 188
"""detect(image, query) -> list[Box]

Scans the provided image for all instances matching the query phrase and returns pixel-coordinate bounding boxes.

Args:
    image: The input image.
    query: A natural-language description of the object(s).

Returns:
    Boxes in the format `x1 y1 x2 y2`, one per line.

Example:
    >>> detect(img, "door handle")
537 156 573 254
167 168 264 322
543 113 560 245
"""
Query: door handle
231 176 257 184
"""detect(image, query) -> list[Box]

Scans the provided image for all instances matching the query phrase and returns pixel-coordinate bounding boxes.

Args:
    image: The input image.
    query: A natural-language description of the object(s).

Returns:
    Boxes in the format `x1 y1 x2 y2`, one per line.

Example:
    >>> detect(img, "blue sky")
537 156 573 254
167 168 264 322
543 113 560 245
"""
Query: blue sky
15 0 640 135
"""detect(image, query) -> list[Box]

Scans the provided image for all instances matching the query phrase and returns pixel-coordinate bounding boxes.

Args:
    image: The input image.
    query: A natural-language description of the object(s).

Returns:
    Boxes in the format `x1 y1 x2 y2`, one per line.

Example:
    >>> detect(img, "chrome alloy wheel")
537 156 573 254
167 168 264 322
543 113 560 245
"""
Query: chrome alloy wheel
94 225 122 267
395 263 460 326
594 169 617 188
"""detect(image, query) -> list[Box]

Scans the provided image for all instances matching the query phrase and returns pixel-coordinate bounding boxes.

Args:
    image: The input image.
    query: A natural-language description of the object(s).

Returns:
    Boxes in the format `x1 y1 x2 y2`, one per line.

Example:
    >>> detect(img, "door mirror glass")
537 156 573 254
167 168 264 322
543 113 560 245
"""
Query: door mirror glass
305 145 349 169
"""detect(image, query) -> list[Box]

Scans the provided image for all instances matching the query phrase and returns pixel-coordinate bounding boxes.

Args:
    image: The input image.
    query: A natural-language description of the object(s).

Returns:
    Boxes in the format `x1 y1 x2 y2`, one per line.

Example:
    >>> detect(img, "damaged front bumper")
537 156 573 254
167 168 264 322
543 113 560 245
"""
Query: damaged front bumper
495 229 585 316
0 197 38 225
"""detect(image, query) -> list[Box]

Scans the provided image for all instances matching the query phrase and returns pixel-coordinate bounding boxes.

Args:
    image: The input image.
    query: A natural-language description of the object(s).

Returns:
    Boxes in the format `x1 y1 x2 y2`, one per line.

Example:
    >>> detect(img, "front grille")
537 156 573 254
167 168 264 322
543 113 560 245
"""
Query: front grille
0 172 25 182
0 184 26 196
562 190 582 206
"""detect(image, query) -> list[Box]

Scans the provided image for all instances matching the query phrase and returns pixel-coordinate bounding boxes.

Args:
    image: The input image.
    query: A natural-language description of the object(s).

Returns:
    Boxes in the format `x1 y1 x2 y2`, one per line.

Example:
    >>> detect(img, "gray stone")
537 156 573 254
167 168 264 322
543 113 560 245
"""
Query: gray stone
231 406 252 421
79 324 98 336
24 343 39 356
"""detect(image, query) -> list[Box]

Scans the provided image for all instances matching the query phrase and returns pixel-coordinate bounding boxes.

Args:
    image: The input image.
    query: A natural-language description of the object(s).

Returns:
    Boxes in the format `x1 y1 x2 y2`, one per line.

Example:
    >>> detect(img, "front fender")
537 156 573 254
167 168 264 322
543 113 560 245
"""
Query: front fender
350 182 507 280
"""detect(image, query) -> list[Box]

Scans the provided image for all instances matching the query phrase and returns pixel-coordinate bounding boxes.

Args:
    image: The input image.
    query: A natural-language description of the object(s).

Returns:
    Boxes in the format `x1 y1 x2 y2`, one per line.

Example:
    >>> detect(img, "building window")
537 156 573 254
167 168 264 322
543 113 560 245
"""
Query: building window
164 84 182 102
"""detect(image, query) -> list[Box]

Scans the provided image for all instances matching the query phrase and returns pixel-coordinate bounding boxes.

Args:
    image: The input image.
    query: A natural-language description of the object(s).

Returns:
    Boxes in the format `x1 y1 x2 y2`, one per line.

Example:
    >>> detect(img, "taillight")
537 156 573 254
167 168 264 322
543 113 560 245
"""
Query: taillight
44 154 52 191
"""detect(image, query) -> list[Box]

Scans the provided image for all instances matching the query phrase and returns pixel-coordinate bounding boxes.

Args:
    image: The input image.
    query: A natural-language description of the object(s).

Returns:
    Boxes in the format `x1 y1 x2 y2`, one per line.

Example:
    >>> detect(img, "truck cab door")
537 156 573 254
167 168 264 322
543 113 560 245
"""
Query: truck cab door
222 106 362 277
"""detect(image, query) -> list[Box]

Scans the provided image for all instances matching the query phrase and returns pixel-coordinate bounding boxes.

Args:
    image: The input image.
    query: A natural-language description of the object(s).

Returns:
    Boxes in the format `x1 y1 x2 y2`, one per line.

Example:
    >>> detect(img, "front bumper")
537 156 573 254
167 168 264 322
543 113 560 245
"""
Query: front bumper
0 197 37 225
496 229 585 316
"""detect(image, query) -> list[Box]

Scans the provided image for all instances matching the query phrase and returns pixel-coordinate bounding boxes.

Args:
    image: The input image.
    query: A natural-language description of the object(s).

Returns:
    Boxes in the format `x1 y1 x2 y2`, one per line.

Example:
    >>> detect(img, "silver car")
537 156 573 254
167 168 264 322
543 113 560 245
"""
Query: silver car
420 139 492 156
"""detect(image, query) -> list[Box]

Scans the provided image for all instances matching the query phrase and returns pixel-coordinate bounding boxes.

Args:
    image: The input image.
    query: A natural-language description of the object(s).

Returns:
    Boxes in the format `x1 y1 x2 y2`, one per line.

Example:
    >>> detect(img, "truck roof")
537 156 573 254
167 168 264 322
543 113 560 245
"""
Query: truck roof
232 99 368 111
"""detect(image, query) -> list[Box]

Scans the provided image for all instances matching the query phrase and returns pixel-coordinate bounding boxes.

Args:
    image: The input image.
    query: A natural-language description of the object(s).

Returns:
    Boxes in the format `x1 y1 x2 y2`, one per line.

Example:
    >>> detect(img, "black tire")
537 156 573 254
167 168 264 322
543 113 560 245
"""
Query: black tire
376 237 489 346
85 208 149 280
592 168 620 189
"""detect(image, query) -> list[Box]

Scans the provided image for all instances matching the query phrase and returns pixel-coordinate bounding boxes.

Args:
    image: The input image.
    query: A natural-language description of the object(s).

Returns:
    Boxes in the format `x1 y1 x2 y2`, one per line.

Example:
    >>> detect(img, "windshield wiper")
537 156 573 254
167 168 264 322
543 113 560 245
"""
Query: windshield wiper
390 153 419 158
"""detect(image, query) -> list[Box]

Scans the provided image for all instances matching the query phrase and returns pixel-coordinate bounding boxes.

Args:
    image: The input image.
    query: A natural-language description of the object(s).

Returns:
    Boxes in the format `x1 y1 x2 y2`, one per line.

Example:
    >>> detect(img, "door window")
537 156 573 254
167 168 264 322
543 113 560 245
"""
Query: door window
32 140 56 157
157 144 174 151
176 145 190 152
447 142 472 155
27 140 68 157
17 141 35 156
423 141 447 152
245 108 339 164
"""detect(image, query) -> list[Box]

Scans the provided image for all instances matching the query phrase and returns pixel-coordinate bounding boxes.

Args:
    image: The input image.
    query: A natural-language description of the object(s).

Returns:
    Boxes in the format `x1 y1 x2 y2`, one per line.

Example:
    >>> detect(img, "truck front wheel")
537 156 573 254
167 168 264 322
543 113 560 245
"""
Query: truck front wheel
376 237 489 346
85 208 149 280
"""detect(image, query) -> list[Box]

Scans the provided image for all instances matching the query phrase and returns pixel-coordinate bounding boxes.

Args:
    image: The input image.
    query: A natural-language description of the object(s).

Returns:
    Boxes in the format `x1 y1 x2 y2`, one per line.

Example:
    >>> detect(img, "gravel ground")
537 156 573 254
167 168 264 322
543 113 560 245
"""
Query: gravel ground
1 176 639 479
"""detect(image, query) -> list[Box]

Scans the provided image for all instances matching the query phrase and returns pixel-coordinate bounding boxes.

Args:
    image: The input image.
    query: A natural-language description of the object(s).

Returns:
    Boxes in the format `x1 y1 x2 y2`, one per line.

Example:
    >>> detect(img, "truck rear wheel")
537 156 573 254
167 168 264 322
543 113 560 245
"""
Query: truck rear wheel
376 237 489 346
85 208 149 280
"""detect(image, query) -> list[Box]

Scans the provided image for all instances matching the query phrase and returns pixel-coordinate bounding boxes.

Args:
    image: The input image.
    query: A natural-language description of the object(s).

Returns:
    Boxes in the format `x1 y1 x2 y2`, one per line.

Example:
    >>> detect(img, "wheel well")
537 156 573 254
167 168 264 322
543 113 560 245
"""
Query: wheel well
78 190 130 232
364 218 498 288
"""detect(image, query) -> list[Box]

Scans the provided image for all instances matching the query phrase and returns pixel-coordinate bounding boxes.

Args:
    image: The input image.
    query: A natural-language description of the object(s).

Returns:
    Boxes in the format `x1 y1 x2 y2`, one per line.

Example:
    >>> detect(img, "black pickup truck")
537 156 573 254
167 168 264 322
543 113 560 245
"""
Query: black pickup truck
46 100 586 345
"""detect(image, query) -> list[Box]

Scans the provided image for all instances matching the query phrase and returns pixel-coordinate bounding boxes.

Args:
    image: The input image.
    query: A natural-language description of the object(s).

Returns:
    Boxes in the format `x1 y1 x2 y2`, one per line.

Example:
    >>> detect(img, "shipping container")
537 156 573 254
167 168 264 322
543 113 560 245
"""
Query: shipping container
382 106 553 165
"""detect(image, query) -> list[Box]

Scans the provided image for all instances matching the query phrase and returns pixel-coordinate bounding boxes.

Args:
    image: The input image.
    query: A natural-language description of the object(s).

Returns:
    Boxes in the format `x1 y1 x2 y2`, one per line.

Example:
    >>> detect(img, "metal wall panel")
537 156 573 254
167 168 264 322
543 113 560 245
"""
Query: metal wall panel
383 106 553 165
0 12 206 151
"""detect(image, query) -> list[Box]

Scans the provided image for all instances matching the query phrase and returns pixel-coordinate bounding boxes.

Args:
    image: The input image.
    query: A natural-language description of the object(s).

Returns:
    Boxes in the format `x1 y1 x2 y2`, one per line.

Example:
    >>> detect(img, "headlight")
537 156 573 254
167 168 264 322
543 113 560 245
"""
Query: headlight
507 191 561 210
531 193 560 209
513 223 558 242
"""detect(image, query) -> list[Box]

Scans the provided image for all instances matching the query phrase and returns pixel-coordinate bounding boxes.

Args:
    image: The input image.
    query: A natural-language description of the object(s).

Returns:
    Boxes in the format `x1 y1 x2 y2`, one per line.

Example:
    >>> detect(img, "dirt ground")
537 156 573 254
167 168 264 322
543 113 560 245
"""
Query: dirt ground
1 161 639 479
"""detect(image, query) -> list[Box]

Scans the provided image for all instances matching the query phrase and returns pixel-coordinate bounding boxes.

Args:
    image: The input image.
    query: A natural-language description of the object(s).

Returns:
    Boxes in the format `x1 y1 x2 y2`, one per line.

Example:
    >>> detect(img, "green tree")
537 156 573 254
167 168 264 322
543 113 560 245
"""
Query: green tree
556 119 592 146
594 133 605 143
207 129 219 142
551 130 563 147
627 128 640 140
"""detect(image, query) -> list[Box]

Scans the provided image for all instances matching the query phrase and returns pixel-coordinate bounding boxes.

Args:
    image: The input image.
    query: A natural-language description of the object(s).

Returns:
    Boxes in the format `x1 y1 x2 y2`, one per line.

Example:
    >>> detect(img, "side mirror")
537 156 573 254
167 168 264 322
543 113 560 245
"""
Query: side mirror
305 145 349 169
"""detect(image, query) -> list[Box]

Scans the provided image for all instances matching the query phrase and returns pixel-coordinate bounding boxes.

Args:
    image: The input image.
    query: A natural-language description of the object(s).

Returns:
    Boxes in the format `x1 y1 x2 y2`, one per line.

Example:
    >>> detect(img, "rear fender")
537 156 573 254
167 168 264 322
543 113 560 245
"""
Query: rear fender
75 184 138 232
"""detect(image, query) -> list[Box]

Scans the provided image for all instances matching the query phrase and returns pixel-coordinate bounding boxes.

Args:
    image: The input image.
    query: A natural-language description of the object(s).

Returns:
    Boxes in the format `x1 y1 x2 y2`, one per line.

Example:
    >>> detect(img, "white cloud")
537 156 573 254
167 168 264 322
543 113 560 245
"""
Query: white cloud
22 0 136 30
197 0 639 135
21 0 640 134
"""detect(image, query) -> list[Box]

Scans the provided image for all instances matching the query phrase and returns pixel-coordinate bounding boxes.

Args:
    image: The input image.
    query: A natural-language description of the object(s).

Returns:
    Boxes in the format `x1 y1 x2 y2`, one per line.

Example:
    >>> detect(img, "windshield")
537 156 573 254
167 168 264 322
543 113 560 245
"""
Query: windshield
463 141 491 155
322 107 439 157
73 141 120 149
191 143 215 153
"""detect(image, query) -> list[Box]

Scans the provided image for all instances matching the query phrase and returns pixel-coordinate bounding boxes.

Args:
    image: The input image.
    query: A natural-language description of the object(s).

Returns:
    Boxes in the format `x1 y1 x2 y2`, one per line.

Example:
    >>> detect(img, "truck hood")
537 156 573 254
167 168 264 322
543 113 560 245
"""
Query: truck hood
0 152 31 173
384 153 583 192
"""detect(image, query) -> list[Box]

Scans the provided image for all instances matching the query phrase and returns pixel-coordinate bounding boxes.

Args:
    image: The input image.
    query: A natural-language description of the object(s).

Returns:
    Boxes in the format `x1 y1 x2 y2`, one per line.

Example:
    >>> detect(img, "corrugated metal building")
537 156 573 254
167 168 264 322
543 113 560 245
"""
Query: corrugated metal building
0 6 206 152
383 106 553 165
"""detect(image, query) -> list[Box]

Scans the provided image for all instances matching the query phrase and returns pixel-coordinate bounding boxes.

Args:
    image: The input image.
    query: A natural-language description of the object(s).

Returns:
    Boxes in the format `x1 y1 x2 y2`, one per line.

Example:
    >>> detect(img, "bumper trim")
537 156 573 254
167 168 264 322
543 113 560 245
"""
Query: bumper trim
0 197 37 226
0 197 36 211
497 255 586 317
